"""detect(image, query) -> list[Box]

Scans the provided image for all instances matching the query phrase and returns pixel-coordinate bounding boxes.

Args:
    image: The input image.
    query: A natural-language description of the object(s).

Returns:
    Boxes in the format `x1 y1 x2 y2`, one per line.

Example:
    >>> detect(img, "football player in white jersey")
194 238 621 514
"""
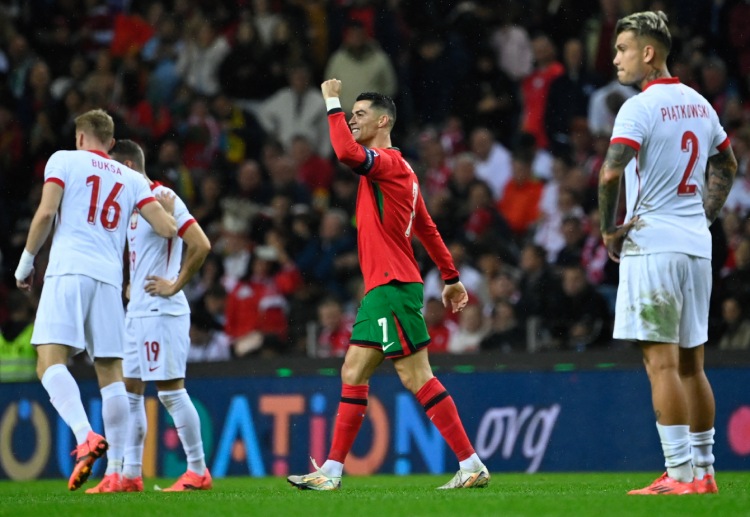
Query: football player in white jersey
14 109 177 491
108 140 212 493
598 12 737 495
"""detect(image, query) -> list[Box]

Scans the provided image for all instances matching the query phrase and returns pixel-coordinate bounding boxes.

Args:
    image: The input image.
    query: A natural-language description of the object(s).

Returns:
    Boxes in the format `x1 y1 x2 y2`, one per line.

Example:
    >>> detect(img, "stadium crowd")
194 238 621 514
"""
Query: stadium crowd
2 0 750 369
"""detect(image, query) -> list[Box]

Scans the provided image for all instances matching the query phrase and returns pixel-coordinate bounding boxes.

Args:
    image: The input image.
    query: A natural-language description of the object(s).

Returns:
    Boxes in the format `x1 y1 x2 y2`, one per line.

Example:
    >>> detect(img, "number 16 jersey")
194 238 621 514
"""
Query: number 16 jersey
43 149 155 289
611 77 730 259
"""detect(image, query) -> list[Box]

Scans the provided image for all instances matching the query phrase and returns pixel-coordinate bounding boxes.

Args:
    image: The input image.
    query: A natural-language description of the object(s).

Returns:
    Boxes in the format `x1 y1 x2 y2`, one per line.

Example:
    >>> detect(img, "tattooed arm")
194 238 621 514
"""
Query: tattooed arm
598 143 637 262
704 146 738 225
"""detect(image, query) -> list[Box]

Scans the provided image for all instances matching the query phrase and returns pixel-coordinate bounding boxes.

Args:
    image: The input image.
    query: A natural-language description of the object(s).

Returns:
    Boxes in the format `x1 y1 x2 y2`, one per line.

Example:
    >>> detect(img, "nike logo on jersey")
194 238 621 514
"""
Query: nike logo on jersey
382 342 396 351
148 365 160 372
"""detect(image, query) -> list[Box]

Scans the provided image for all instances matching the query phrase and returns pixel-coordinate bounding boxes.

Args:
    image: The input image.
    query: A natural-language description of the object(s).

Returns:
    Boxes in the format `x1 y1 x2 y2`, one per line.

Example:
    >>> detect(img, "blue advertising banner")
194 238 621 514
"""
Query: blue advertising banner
1 368 748 480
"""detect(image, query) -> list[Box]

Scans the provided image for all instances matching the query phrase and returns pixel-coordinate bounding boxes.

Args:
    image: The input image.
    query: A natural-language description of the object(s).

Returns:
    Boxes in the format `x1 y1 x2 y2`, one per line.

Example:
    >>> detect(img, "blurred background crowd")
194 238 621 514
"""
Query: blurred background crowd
1 0 750 373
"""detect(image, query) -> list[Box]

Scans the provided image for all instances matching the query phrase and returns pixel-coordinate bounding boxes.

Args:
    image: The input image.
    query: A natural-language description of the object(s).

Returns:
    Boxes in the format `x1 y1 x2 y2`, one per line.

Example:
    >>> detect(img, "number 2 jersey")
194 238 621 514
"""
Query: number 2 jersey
127 183 196 317
611 77 730 259
43 149 155 289
327 109 458 294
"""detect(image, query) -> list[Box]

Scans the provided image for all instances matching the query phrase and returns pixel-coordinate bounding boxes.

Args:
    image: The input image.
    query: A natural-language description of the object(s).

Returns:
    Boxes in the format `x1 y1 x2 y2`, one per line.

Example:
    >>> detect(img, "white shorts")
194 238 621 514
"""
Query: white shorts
613 253 711 347
32 275 125 358
123 314 191 381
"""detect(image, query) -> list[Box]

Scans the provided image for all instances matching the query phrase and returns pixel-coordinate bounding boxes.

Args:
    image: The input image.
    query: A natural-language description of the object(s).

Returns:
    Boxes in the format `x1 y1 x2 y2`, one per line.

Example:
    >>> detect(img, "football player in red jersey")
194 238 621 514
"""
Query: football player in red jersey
287 80 489 491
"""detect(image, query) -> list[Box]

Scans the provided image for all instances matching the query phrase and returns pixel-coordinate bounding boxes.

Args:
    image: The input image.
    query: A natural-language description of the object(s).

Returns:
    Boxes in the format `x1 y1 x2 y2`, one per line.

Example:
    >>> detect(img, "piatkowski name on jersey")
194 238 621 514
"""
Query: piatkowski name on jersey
43 149 156 288
611 77 730 259
127 183 196 317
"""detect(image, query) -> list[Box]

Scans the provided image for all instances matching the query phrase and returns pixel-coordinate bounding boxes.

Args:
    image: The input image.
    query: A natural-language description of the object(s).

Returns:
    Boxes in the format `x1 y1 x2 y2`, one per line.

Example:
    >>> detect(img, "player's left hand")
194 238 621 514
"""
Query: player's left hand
321 79 342 99
602 216 639 263
145 275 176 297
15 269 34 292
442 281 469 314
156 191 176 215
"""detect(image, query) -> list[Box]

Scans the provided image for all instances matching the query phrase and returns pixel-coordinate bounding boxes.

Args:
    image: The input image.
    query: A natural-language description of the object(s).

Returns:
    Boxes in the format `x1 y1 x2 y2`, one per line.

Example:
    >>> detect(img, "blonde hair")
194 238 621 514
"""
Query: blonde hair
616 11 671 53
74 109 115 145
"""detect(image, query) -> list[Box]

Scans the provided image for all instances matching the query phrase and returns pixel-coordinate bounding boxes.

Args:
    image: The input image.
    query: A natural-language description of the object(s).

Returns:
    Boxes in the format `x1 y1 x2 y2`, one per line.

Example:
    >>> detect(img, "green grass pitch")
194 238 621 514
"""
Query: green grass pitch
0 473 748 517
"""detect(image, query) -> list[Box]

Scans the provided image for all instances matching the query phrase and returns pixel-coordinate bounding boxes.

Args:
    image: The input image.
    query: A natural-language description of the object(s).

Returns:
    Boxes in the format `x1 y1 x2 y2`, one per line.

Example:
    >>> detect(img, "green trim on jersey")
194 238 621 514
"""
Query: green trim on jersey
372 182 384 222
350 282 430 358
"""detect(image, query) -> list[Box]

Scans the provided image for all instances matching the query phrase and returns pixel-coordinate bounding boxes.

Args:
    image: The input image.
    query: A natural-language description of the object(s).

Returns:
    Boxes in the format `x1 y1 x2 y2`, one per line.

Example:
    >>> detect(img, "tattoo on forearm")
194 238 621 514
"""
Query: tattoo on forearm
704 150 737 223
598 143 635 232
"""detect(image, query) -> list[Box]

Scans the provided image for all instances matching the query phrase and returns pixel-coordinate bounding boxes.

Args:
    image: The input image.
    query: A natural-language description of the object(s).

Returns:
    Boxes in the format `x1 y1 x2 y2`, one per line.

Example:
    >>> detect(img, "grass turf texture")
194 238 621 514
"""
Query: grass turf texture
0 472 748 517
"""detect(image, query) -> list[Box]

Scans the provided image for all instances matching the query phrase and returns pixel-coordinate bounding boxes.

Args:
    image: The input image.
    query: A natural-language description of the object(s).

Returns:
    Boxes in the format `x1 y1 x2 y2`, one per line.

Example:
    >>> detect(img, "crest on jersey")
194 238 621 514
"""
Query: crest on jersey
130 209 139 230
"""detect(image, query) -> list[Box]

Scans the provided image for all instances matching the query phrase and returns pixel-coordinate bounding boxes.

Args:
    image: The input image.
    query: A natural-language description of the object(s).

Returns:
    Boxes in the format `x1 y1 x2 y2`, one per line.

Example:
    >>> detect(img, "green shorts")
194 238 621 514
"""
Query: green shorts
350 282 430 358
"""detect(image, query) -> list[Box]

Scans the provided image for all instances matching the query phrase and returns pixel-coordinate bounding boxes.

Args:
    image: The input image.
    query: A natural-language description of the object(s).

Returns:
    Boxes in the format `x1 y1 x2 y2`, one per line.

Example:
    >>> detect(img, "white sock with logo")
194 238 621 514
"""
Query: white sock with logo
41 364 92 444
123 392 146 479
459 453 483 472
101 381 129 475
158 389 206 475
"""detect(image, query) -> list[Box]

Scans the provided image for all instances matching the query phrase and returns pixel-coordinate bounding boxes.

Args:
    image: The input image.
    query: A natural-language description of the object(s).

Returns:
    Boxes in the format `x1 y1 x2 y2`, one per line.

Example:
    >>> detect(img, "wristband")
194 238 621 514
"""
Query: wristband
15 249 35 281
445 276 460 285
325 97 342 111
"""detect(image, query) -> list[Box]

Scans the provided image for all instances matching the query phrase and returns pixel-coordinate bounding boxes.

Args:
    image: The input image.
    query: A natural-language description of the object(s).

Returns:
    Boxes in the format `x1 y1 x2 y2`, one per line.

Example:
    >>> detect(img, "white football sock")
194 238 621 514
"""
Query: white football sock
40 364 92 444
158 389 206 475
123 392 146 479
321 459 344 478
459 453 483 472
101 381 128 476
690 428 716 479
656 423 692 482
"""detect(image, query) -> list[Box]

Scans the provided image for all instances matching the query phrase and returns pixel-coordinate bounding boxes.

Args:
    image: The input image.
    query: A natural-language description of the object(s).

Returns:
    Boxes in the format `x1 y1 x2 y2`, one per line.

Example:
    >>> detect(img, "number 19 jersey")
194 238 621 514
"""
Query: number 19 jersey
611 77 730 259
43 150 155 288
127 183 196 317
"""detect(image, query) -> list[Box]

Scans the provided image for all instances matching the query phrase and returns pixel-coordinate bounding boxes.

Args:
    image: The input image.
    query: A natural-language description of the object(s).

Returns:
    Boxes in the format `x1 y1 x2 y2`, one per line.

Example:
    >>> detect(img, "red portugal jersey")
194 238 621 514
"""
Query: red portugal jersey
327 110 459 293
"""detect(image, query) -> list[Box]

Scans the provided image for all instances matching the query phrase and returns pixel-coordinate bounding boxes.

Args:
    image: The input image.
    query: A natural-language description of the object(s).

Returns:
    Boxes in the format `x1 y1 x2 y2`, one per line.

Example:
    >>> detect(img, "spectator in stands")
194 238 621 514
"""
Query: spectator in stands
448 303 488 354
291 135 335 196
0 290 36 382
498 147 544 241
520 34 564 150
517 243 562 321
548 264 611 350
323 19 397 116
454 47 520 146
315 297 353 358
423 297 456 354
468 127 512 201
175 19 230 97
218 18 275 104
225 244 302 356
141 14 184 104
480 301 525 353
555 214 587 267
463 180 514 256
188 308 232 363
587 77 636 136
258 62 330 158
717 296 750 350
149 139 196 205
211 93 266 169
488 8 533 82
719 238 750 307
296 208 357 301
546 38 601 157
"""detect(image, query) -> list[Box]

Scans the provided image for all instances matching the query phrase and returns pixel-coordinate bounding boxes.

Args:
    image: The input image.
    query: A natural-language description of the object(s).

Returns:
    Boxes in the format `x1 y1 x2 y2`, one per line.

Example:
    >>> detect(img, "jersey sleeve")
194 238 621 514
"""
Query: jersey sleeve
173 193 197 237
610 96 649 151
327 110 396 181
43 151 68 188
134 175 156 210
412 193 459 282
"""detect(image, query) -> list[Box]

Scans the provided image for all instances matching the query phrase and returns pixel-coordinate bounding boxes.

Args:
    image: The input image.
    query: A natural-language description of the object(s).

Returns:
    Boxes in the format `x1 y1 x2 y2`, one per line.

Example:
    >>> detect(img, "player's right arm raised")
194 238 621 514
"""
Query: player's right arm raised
704 146 738 225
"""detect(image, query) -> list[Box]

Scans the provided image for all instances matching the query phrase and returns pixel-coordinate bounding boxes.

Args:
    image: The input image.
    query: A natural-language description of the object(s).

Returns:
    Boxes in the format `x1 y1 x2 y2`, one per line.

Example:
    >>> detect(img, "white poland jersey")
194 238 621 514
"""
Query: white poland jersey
611 77 730 260
43 149 155 288
127 182 196 317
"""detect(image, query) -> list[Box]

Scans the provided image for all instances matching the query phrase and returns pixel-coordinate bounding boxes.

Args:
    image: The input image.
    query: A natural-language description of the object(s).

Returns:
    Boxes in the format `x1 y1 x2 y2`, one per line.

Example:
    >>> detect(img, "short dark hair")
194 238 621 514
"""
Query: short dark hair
110 139 145 172
355 92 397 128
